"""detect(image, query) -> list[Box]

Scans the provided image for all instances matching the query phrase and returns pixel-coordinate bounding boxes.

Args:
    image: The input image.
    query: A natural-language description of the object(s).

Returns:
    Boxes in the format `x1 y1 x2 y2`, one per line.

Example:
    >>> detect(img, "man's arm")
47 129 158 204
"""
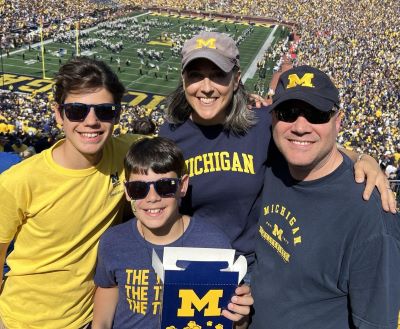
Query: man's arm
340 148 397 213
349 220 400 328
0 242 10 282
92 286 118 329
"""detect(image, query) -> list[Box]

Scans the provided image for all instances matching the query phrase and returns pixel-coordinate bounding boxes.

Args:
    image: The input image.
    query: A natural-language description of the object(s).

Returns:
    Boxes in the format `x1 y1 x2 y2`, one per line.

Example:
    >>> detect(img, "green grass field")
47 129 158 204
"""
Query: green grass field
1 11 288 100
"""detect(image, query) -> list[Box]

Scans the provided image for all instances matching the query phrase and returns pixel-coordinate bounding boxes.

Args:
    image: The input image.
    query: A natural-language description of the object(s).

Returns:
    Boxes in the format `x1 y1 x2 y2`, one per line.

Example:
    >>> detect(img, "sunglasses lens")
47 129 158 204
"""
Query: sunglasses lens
125 179 179 200
276 109 297 123
62 103 120 122
307 111 333 124
63 103 89 122
276 108 334 124
126 181 149 200
154 179 179 197
94 104 119 121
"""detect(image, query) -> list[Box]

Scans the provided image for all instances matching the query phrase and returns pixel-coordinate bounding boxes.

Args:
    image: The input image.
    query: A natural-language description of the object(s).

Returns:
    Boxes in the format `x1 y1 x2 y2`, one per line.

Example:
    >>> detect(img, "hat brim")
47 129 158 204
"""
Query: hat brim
269 90 337 112
182 49 237 73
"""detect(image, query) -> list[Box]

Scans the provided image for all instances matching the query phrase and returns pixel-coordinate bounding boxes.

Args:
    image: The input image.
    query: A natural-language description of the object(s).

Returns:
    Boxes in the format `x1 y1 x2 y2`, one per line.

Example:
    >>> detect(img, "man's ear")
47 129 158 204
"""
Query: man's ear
179 174 189 197
53 103 64 125
335 111 343 133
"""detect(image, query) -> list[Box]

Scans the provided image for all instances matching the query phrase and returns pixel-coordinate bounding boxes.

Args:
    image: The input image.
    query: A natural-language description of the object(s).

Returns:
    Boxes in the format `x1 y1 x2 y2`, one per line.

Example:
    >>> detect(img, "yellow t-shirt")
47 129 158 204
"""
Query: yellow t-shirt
394 152 400 166
0 122 7 133
0 134 141 329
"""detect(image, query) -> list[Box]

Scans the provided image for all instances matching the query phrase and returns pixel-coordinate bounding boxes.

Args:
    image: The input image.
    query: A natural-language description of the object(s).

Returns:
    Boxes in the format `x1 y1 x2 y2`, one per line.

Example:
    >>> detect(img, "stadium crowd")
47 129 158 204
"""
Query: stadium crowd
288 0 399 177
130 0 400 171
0 0 399 178
0 0 134 50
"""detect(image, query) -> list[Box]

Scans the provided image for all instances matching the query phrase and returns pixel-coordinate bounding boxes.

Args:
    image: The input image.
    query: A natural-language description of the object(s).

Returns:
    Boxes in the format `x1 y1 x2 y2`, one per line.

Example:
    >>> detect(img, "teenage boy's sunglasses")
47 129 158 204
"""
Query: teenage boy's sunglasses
60 103 121 122
125 178 180 200
274 106 338 124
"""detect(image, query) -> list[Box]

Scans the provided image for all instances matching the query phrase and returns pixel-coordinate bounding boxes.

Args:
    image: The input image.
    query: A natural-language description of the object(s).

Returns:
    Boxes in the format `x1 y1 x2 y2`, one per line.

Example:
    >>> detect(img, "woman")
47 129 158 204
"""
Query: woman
159 31 395 271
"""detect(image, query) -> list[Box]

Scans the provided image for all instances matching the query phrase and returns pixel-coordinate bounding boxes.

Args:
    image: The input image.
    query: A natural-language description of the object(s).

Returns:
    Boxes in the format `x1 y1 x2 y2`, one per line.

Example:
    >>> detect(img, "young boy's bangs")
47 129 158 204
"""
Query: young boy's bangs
124 137 187 180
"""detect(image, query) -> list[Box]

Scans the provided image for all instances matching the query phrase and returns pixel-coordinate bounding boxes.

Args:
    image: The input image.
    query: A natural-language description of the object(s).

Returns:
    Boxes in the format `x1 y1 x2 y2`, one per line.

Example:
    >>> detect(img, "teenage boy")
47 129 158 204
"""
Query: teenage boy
92 137 253 329
0 57 141 329
251 66 400 328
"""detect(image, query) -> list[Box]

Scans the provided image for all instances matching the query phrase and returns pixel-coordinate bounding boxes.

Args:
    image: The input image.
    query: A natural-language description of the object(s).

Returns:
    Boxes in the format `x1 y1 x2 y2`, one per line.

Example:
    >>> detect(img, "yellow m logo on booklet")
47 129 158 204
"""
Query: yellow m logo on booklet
287 73 315 89
177 289 223 316
195 38 217 49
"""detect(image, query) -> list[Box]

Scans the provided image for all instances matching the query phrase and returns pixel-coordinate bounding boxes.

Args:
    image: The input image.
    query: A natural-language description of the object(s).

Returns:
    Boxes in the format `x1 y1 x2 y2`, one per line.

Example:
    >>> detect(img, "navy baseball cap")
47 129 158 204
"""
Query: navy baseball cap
269 65 340 112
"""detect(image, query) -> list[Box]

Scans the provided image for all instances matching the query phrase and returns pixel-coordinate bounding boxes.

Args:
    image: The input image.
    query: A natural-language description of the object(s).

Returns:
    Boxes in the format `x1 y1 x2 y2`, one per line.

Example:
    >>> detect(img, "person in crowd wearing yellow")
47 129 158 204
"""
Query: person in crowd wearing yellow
0 57 141 329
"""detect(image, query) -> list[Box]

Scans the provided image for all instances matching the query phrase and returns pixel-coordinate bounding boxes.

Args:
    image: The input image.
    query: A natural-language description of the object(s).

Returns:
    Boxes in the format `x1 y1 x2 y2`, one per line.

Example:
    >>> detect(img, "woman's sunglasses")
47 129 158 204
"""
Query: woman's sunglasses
60 103 121 122
125 178 180 200
274 106 338 124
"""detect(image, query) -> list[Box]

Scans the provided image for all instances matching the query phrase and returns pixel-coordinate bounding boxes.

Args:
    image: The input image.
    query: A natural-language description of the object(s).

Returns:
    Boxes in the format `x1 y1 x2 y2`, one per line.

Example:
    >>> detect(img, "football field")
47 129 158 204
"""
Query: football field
1 11 288 107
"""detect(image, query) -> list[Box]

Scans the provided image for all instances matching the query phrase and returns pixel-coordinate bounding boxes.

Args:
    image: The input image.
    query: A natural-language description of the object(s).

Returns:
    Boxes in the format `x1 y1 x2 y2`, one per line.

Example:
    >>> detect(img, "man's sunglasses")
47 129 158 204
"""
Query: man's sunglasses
125 178 180 200
60 103 121 122
274 106 338 124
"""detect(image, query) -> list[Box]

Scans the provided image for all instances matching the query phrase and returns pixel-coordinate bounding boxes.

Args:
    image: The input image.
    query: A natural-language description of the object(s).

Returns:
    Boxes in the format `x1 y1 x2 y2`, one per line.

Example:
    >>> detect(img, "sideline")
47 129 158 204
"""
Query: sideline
242 25 278 82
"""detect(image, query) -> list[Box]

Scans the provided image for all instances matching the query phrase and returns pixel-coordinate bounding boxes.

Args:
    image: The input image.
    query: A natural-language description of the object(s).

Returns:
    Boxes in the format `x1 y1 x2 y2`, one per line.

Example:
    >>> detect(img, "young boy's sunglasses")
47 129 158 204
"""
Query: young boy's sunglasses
125 178 180 200
60 103 121 122
274 106 337 124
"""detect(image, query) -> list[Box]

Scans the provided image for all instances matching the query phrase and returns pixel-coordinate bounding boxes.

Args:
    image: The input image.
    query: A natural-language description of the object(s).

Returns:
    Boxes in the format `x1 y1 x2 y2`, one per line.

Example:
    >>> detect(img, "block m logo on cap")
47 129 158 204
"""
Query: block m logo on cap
195 38 217 49
287 73 315 89
177 289 223 316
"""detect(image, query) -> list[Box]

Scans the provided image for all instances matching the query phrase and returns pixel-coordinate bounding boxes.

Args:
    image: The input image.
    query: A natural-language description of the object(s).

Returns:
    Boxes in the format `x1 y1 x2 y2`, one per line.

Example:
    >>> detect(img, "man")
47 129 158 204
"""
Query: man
0 57 141 329
251 65 400 328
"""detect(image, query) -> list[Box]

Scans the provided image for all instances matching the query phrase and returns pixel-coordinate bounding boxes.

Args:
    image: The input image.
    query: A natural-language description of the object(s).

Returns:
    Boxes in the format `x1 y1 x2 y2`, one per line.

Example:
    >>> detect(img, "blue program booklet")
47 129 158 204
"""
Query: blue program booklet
152 247 247 329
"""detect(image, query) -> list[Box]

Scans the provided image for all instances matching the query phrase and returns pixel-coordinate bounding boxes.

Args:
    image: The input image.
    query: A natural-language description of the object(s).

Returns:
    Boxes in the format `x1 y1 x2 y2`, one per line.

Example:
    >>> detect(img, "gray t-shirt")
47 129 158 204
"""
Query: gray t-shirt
95 216 231 329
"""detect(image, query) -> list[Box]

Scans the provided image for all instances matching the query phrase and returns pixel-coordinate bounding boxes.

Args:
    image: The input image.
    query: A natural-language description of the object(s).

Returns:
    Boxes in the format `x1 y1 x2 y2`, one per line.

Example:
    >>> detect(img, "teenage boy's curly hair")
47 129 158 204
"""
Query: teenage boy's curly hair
53 57 125 104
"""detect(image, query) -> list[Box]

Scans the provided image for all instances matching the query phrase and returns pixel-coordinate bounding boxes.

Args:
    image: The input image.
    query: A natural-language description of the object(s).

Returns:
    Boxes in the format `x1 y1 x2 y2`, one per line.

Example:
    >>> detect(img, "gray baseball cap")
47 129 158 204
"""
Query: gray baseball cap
181 31 240 72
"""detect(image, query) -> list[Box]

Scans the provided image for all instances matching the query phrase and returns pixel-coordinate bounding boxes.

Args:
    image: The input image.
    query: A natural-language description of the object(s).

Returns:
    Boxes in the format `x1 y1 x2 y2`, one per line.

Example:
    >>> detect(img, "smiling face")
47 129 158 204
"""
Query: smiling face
53 87 116 169
125 169 189 244
272 106 343 181
183 58 240 126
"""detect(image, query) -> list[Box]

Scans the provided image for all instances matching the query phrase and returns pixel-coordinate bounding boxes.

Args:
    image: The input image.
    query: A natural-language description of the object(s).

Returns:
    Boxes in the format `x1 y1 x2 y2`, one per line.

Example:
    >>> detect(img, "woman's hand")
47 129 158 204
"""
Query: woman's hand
247 94 271 109
354 154 397 213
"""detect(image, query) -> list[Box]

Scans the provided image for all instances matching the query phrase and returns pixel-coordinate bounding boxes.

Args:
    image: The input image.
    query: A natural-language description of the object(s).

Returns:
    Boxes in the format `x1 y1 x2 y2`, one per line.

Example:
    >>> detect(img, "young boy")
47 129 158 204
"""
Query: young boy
92 137 252 329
